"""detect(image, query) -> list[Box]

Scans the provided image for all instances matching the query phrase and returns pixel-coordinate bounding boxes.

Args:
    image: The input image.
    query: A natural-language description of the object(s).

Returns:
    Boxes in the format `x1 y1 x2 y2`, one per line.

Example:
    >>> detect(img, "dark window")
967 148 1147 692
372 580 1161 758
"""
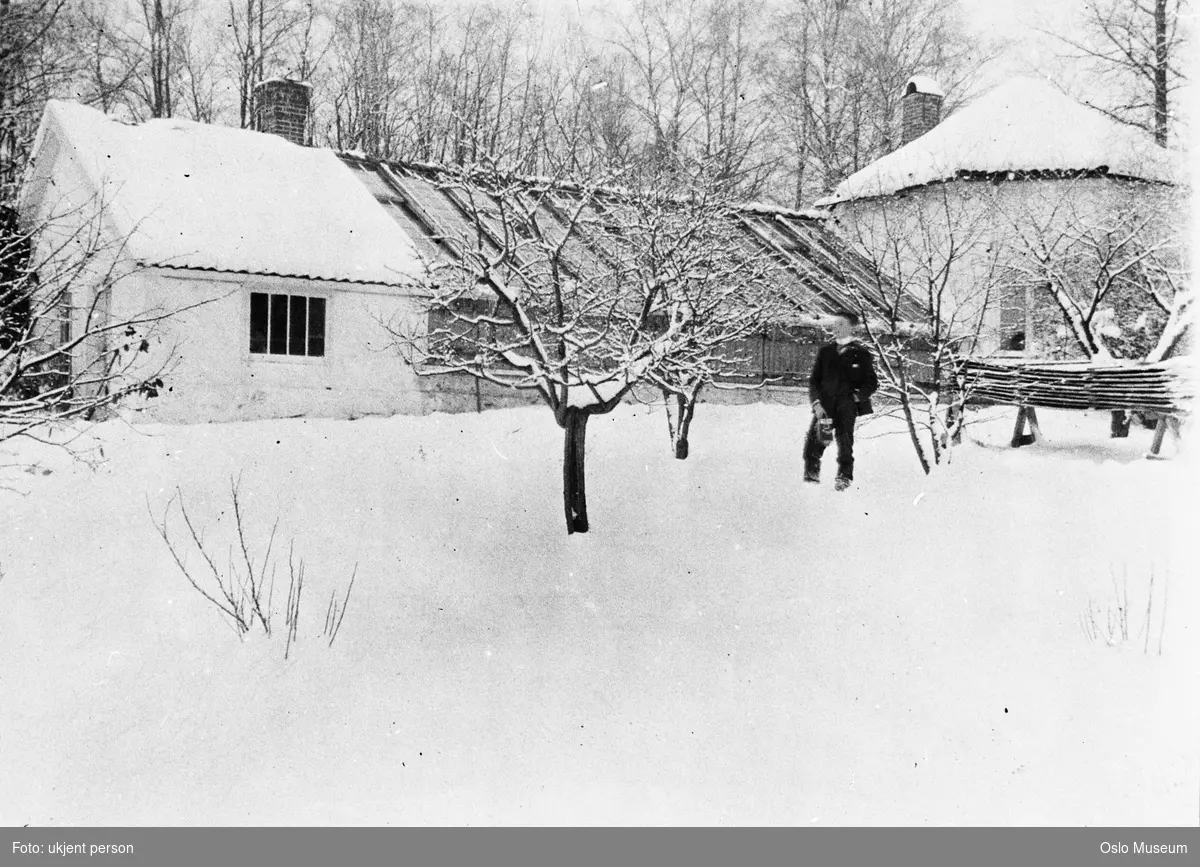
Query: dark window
269 294 288 354
307 297 326 357
288 295 306 355
249 293 268 353
250 292 327 357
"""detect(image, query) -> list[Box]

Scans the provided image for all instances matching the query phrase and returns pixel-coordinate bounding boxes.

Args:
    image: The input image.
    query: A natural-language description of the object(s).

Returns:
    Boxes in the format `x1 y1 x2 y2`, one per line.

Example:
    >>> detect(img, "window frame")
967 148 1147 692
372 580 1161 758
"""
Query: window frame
244 285 332 364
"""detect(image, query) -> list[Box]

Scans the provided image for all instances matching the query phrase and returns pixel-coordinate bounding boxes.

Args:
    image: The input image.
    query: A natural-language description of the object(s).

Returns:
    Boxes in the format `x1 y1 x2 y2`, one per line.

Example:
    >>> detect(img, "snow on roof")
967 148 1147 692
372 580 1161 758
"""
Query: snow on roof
817 78 1179 206
736 200 829 220
904 75 944 98
256 77 312 89
35 100 423 286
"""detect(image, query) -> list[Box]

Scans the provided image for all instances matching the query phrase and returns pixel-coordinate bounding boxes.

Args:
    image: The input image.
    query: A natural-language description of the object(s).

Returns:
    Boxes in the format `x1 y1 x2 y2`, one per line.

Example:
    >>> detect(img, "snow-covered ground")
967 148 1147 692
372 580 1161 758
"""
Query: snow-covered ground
1 402 1196 826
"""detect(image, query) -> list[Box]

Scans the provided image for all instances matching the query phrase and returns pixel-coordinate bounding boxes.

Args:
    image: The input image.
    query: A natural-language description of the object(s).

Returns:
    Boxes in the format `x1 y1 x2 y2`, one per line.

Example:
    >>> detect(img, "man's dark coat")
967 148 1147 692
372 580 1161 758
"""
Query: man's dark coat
808 339 879 417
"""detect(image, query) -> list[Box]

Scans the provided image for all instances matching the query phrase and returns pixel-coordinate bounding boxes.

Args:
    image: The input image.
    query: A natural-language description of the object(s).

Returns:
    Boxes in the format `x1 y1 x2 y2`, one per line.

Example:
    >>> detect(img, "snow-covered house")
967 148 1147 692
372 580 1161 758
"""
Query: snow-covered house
816 76 1184 358
17 98 455 422
17 88 910 423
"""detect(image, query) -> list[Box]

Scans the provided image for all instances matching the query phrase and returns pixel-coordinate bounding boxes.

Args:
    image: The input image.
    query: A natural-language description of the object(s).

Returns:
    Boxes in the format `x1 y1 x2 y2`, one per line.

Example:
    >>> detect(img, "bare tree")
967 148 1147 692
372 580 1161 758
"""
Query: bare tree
688 0 773 193
0 0 75 200
606 0 696 175
985 177 1186 437
281 0 333 83
770 0 858 203
223 0 329 129
996 180 1184 362
1 199 204 452
325 0 410 154
571 51 640 171
387 159 744 533
851 0 985 154
130 0 194 119
1145 286 1192 361
766 0 988 207
602 0 774 194
833 185 1004 472
1052 0 1189 145
69 1 145 117
618 166 793 458
178 8 223 123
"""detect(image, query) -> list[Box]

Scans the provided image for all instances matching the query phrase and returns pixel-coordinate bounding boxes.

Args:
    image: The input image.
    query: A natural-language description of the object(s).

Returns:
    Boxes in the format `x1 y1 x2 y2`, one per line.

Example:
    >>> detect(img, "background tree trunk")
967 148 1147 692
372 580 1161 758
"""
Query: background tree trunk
1154 0 1168 145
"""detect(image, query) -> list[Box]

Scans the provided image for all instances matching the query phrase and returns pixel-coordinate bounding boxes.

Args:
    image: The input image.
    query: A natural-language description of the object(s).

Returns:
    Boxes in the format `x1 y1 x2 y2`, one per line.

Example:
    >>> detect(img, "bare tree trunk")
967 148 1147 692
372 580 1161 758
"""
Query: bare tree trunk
150 0 170 117
1154 0 1168 145
665 388 700 459
563 407 589 534
897 389 930 474
674 399 695 459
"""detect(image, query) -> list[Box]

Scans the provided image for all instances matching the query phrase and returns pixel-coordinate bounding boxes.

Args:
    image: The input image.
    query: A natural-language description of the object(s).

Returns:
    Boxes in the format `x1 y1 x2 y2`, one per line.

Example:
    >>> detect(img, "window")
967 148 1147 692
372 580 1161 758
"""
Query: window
250 292 325 357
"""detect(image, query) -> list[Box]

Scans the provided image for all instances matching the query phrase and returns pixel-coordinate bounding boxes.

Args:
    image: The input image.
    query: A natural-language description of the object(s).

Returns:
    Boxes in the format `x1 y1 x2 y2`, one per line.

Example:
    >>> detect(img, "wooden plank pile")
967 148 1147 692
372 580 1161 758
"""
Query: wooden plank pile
957 357 1195 415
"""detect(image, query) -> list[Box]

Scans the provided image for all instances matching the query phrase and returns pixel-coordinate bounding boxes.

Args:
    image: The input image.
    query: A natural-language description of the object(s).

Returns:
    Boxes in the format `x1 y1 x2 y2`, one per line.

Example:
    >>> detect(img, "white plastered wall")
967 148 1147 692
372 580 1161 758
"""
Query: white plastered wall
827 177 1184 356
107 269 451 423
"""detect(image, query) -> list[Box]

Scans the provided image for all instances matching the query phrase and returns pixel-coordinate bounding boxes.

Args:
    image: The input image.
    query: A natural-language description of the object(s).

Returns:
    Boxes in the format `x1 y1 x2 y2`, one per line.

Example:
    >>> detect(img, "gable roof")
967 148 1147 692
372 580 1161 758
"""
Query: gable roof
18 100 919 320
816 77 1179 206
339 155 923 322
22 100 423 287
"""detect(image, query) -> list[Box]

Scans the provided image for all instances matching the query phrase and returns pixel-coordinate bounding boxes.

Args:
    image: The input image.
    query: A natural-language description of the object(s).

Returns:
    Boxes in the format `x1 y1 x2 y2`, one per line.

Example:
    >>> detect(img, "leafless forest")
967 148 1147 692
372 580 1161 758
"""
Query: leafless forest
0 0 1188 207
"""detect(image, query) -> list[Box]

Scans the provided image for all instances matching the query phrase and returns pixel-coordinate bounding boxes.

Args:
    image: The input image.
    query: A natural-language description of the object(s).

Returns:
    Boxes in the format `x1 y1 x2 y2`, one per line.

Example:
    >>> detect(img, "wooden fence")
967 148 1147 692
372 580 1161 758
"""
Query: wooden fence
957 357 1194 414
956 356 1194 455
714 328 824 385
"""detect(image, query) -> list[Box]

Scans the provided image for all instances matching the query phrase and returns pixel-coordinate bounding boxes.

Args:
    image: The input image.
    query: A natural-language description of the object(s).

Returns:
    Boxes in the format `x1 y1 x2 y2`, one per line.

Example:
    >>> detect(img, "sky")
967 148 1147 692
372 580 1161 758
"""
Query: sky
958 0 1079 80
562 0 1181 100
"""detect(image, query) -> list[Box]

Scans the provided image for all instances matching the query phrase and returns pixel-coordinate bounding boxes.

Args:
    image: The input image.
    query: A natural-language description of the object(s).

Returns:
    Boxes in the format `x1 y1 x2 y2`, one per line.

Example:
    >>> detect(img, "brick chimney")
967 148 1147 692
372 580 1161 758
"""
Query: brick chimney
254 78 312 146
900 76 944 146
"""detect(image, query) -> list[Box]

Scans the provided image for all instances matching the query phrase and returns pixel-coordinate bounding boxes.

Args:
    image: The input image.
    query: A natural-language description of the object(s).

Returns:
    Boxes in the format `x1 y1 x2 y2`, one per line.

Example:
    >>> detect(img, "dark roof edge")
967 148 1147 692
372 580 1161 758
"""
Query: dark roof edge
143 262 418 288
823 167 1176 206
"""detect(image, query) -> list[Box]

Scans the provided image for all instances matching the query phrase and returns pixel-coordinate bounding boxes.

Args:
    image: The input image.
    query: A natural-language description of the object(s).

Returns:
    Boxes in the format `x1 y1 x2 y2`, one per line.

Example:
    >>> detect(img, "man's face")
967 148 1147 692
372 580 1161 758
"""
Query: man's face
831 315 854 340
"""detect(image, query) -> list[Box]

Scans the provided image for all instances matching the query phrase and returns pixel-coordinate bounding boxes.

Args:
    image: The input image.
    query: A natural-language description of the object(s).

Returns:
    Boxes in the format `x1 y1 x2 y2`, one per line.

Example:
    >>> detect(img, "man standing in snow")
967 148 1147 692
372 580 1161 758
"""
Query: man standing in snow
804 311 878 491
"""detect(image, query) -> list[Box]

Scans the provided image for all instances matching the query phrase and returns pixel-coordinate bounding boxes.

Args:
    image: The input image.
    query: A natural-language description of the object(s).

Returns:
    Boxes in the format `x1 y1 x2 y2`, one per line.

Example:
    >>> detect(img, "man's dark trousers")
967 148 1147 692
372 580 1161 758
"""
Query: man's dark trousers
803 398 858 481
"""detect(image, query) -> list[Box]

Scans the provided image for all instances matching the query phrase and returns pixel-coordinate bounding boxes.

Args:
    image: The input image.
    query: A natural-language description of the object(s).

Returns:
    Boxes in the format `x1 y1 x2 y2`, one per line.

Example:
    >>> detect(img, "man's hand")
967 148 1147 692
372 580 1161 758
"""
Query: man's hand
811 401 826 419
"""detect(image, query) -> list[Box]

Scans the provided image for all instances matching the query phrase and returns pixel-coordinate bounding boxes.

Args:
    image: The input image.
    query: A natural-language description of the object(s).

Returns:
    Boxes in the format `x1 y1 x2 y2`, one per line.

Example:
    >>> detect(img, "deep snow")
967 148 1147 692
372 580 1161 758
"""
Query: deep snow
0 402 1196 825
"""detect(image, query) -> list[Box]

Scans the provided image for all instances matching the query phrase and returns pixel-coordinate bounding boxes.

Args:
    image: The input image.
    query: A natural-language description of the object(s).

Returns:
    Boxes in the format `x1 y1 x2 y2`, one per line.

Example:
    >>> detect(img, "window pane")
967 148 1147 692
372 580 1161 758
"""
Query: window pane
249 293 268 353
288 296 307 355
307 297 326 357
269 294 288 354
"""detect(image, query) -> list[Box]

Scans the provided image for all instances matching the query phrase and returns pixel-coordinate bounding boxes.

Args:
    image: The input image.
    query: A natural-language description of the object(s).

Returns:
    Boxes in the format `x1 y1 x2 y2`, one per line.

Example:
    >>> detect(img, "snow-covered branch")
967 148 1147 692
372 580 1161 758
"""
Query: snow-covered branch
1 202 209 449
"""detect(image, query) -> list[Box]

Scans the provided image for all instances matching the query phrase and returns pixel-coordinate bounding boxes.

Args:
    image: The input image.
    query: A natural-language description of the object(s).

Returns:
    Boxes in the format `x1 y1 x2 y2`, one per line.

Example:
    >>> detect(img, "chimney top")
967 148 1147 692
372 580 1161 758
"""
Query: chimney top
254 78 312 147
900 75 944 146
902 75 945 98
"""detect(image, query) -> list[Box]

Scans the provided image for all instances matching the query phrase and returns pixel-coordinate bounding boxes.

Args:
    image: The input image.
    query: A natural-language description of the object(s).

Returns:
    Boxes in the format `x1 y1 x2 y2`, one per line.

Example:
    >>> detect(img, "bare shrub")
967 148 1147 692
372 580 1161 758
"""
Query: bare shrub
1080 563 1168 655
149 475 357 658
